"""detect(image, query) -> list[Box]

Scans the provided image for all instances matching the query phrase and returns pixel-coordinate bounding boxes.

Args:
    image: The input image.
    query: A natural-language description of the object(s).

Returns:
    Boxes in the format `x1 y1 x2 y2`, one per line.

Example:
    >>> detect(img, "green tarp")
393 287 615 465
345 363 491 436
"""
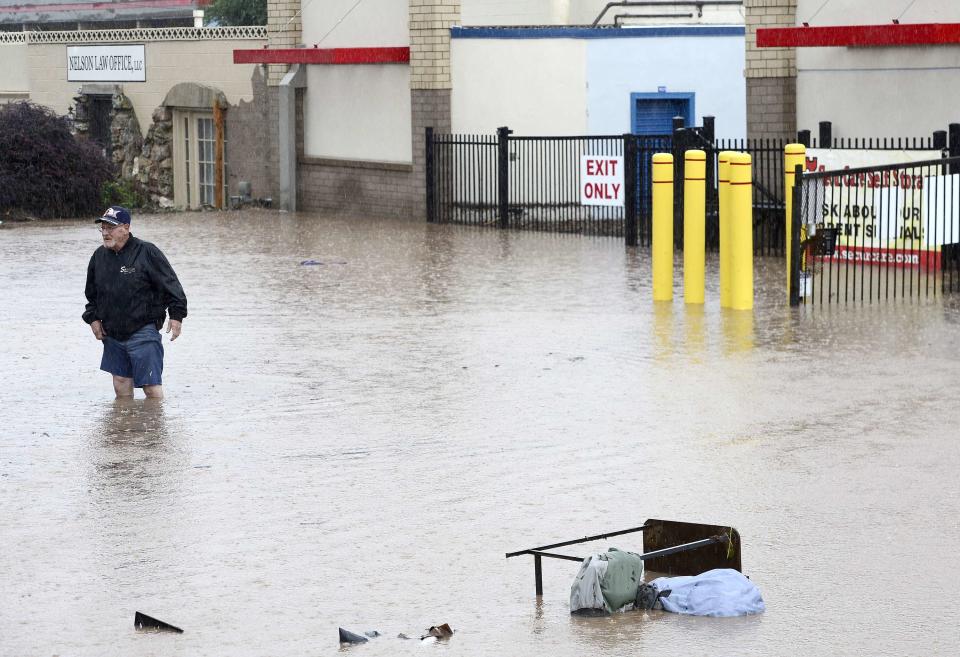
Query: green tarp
570 547 644 613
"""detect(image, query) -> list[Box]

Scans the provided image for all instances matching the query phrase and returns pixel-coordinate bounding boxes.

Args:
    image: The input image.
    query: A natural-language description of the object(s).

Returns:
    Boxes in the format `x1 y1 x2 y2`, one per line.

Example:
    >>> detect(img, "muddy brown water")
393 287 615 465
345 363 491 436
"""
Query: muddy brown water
2 210 959 656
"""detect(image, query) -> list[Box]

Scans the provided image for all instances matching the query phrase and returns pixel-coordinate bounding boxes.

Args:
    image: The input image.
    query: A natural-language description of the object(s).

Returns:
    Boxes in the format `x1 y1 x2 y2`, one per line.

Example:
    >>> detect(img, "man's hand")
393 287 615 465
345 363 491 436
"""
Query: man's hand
166 319 182 341
90 320 105 340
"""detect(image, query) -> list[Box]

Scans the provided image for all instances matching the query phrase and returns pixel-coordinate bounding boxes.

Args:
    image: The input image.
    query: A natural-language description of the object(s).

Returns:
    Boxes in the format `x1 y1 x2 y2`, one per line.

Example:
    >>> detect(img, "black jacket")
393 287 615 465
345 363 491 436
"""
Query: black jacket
83 235 188 341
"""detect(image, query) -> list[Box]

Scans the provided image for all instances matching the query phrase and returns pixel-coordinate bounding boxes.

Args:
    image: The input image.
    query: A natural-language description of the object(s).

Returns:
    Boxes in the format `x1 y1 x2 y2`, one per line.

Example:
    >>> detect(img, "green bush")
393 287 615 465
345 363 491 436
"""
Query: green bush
101 177 145 209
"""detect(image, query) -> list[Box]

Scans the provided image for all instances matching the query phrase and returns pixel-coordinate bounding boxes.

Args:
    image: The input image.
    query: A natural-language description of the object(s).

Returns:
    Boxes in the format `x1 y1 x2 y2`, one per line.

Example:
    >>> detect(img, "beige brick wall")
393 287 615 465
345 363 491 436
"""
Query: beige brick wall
267 0 302 84
409 0 460 90
25 38 264 134
744 0 797 138
744 0 796 78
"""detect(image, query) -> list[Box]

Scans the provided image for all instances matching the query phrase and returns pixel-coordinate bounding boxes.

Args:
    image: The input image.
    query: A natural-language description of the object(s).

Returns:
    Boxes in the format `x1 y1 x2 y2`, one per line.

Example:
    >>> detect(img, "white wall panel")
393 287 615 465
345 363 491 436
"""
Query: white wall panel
462 0 744 26
462 0 573 26
798 66 960 137
301 0 407 47
451 39 587 135
0 44 29 97
795 0 960 26
451 32 744 138
588 35 745 137
304 64 412 162
794 0 960 136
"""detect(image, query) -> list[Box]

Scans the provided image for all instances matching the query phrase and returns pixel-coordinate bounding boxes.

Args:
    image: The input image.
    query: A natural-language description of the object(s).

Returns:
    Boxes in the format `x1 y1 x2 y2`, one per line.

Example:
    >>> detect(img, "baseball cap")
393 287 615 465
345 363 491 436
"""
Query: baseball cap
96 206 132 226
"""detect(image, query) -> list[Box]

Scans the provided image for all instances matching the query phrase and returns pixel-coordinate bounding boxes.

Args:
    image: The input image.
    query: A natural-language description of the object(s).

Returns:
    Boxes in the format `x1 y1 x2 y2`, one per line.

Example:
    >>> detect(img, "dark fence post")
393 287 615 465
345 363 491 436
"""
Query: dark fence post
497 126 512 229
819 121 832 148
702 115 715 143
789 164 803 307
949 123 960 175
624 133 638 247
672 120 687 249
425 127 435 223
797 129 811 147
933 129 947 151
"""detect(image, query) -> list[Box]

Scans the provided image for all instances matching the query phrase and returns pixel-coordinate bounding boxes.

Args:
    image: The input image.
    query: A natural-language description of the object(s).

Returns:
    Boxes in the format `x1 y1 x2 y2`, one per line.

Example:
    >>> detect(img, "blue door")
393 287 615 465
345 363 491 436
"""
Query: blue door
630 93 694 243
631 93 694 135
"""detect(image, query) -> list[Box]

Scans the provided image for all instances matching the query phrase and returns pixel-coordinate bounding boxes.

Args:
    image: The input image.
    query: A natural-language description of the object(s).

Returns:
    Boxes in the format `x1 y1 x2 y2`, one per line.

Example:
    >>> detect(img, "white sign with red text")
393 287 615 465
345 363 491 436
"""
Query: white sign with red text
580 155 624 207
803 149 959 269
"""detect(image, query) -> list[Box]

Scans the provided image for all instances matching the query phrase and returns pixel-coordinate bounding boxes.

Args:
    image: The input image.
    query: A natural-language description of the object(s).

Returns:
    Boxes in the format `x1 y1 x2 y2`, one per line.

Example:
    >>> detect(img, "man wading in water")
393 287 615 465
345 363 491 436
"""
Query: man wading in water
82 206 188 399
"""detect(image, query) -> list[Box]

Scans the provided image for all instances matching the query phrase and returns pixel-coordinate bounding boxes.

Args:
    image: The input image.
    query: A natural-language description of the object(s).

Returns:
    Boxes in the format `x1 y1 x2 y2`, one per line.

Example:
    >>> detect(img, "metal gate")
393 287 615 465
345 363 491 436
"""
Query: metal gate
792 155 960 304
87 95 113 159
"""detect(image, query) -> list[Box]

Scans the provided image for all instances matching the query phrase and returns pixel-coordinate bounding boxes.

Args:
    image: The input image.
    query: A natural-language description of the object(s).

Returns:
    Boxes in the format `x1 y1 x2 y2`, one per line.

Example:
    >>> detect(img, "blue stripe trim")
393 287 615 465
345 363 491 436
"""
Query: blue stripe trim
450 26 745 39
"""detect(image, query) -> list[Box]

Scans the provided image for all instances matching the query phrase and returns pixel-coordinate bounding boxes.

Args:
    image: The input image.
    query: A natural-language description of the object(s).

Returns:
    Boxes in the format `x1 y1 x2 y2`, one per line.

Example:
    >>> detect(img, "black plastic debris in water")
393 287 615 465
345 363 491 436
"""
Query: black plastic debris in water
134 611 183 633
338 627 368 644
300 259 347 266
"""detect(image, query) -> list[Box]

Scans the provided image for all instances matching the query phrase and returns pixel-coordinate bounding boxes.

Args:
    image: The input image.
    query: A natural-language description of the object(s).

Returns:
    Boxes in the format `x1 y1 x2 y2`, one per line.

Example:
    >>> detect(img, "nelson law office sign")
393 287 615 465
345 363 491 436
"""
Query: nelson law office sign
67 45 146 82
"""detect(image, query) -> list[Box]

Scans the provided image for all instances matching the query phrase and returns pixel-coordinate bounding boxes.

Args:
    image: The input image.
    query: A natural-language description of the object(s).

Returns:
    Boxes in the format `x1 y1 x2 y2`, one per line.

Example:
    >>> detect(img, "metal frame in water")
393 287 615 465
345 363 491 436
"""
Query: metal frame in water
506 519 741 598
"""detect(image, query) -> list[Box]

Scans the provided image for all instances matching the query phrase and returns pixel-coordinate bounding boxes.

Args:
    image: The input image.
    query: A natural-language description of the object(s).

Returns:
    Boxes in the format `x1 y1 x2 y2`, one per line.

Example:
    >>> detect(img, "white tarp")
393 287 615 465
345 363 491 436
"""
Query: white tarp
648 568 765 617
569 553 608 614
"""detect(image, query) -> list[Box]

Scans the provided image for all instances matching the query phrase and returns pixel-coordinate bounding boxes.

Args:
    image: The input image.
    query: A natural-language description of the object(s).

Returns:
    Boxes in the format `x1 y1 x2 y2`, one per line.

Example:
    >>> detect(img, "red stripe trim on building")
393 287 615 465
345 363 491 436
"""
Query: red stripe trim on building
757 23 960 48
2 0 197 13
233 46 409 65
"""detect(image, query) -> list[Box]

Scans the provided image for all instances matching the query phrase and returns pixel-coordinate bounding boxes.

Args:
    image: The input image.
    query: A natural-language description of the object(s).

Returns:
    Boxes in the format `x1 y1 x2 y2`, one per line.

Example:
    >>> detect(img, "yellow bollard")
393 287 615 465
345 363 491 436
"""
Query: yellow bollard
683 150 706 304
717 151 736 308
784 144 806 302
730 152 753 311
652 153 674 301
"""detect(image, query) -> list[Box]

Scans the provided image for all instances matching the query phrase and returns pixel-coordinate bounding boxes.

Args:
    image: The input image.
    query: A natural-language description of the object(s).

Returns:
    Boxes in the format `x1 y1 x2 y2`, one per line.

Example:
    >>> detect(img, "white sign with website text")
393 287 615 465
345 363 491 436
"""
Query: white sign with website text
67 45 146 82
580 155 624 207
803 148 959 269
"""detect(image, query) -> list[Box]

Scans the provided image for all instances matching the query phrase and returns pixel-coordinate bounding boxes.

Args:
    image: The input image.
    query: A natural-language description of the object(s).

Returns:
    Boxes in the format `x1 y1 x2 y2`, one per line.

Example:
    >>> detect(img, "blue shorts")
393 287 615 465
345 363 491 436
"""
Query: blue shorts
100 324 164 387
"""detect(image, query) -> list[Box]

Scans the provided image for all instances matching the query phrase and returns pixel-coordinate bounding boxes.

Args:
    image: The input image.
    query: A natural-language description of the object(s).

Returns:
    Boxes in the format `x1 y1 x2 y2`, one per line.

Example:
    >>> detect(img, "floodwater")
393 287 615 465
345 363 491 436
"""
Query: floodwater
2 210 960 657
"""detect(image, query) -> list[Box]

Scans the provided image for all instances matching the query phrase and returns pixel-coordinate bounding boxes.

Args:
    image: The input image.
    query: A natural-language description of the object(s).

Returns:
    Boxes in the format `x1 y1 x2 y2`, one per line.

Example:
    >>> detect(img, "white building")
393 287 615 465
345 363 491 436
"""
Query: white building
751 0 960 140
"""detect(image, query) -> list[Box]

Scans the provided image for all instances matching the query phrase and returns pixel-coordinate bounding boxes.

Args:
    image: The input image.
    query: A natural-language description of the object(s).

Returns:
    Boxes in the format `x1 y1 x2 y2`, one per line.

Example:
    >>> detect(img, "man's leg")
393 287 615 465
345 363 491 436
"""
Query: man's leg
112 375 134 398
101 336 134 398
142 384 164 399
128 325 165 397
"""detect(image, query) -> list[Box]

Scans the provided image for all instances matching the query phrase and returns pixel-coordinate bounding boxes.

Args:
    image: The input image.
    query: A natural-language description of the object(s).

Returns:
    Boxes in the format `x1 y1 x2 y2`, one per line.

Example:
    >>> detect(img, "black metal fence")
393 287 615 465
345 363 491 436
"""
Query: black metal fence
789 155 960 304
425 120 957 258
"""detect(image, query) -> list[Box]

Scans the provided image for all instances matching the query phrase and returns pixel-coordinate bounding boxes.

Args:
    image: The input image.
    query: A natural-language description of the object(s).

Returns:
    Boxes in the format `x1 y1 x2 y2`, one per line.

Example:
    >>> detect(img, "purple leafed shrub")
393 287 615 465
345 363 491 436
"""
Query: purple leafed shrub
0 101 113 219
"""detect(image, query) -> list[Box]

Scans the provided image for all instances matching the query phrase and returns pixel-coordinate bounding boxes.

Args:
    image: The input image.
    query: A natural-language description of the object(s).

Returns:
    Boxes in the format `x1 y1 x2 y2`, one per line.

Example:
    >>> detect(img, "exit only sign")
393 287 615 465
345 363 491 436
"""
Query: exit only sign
580 155 624 207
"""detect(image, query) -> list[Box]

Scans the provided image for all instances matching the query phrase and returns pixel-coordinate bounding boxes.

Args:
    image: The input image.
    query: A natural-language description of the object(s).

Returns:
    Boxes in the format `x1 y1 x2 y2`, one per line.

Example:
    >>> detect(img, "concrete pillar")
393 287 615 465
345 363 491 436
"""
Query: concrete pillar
279 64 306 211
410 1 459 219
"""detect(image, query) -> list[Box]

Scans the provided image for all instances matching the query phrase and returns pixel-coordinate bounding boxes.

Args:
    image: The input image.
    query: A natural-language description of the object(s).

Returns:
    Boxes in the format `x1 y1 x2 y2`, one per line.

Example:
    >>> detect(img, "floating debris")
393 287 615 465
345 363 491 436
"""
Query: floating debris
134 611 183 633
300 259 347 266
338 627 368 644
421 623 453 640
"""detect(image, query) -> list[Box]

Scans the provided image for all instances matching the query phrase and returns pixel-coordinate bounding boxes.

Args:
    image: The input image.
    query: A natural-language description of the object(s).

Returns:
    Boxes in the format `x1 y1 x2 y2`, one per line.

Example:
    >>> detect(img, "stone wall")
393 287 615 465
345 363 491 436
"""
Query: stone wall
110 93 143 180
224 65 276 204
744 0 797 139
135 106 174 206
